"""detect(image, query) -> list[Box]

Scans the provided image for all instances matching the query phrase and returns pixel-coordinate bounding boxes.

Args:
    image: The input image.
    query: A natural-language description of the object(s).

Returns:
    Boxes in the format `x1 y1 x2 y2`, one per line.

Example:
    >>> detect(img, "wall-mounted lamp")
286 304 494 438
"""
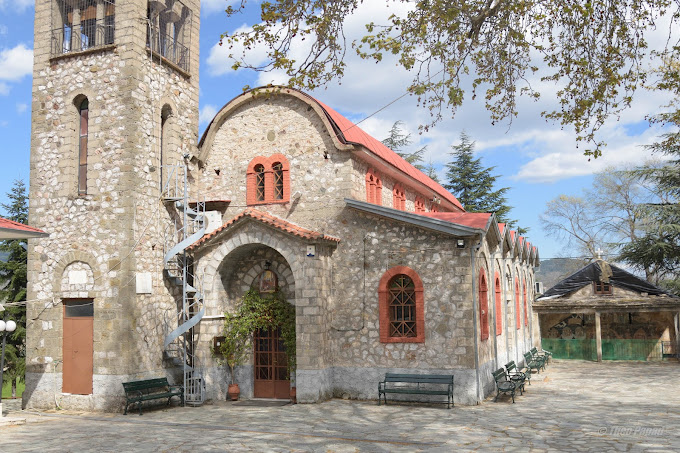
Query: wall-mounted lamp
456 239 465 249
432 196 441 204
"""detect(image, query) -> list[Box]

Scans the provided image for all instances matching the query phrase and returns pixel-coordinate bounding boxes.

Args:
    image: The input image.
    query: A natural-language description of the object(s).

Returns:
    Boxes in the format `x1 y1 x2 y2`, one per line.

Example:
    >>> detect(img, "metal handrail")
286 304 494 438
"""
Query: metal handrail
51 20 114 56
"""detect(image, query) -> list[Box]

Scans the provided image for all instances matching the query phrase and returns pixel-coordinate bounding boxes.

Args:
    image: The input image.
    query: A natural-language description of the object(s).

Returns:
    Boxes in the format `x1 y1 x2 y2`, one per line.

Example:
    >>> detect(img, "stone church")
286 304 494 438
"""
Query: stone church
25 0 539 411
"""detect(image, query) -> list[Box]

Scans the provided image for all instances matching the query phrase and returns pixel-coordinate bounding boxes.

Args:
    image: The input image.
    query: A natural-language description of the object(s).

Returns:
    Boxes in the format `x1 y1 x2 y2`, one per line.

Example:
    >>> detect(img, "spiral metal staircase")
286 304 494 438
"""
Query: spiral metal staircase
161 164 206 405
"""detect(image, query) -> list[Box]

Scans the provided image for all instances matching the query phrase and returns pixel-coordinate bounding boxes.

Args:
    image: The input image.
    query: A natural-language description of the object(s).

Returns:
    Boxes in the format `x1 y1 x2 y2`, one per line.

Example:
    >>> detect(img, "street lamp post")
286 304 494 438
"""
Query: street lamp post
0 318 17 418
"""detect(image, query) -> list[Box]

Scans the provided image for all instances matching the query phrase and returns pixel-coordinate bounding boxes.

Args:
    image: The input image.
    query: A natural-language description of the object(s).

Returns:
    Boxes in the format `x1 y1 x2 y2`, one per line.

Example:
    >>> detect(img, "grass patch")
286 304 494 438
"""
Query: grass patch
2 380 25 399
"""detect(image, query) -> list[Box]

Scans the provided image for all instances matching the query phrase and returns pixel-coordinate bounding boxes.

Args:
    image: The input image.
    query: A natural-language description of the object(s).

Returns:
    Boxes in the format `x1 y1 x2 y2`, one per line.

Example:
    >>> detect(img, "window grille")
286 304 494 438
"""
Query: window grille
147 0 192 72
273 162 284 200
388 275 417 337
255 164 265 201
51 0 116 56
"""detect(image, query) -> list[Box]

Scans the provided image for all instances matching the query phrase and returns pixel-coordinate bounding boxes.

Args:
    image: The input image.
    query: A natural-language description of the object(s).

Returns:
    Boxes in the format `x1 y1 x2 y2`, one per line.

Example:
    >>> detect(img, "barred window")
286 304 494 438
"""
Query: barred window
146 0 193 72
389 275 417 338
52 0 116 56
379 266 424 343
273 162 284 200
255 164 265 202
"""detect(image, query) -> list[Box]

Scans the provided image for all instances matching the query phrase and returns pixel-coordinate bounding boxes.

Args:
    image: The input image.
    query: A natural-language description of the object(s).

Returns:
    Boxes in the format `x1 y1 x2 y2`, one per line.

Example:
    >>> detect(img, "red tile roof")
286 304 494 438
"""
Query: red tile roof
189 208 341 250
418 212 492 230
0 217 47 239
308 96 465 211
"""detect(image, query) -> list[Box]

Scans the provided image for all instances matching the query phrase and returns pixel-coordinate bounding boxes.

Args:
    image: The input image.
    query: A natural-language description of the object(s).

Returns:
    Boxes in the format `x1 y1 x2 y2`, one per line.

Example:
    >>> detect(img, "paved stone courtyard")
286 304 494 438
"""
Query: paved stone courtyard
2 360 678 452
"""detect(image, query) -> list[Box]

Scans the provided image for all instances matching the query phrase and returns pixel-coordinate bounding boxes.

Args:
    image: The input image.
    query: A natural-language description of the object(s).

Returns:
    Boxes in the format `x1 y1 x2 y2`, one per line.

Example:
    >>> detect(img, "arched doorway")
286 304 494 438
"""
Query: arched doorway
217 244 296 399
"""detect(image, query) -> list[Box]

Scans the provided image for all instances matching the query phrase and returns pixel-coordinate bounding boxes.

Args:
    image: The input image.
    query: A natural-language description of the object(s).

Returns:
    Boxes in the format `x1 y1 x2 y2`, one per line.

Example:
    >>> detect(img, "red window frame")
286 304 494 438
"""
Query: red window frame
392 184 405 210
415 197 426 213
494 272 502 336
365 169 382 205
479 269 489 340
379 266 425 343
515 277 521 330
247 154 290 205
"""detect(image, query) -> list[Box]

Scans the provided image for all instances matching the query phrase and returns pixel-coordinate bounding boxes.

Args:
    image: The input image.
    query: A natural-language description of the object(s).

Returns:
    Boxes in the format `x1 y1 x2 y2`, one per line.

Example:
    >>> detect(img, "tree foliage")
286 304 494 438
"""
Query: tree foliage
382 121 427 171
219 289 296 384
220 0 680 156
618 52 680 291
0 180 28 395
444 132 516 227
541 167 655 263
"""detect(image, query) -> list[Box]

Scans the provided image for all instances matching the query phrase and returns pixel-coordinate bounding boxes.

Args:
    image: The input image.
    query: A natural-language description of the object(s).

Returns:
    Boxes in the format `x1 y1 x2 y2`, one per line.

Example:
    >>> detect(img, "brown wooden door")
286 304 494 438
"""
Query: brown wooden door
63 300 94 395
253 326 290 399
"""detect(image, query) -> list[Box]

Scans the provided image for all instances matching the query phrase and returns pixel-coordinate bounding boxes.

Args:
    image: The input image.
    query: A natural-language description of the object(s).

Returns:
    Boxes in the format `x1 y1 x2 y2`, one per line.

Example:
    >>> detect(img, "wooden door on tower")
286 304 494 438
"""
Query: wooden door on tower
62 299 94 395
253 326 290 399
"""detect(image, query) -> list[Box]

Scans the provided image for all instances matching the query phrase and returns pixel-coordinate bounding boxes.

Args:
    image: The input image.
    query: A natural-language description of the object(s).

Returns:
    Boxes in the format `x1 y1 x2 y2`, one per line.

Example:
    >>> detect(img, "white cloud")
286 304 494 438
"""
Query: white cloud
0 44 33 82
206 23 273 77
0 0 32 13
0 82 8 96
16 103 27 114
0 25 8 36
201 0 239 15
199 104 219 125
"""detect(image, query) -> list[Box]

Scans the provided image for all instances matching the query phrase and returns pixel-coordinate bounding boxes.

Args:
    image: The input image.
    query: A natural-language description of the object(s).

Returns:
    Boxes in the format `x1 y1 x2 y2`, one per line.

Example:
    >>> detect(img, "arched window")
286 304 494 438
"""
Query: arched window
415 197 426 213
379 266 424 343
78 98 89 196
479 269 489 340
523 279 528 326
254 164 265 201
272 162 284 200
392 184 405 210
247 155 290 205
365 169 382 205
495 273 502 336
515 278 521 330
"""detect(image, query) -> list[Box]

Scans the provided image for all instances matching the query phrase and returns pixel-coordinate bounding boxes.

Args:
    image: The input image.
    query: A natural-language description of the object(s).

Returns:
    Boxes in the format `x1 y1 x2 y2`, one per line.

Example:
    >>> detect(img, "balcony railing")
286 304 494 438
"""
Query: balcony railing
147 28 190 73
51 19 115 57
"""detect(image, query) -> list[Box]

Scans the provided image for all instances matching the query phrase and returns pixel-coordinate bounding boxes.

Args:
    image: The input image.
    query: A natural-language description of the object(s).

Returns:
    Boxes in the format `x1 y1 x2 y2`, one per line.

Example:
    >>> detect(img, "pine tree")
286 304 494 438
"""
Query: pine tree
382 121 426 171
0 179 29 397
444 132 517 228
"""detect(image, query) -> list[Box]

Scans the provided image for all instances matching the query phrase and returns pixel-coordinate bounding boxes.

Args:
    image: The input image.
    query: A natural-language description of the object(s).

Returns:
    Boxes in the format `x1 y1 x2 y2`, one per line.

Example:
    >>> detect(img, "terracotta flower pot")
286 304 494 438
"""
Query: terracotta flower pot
227 383 240 401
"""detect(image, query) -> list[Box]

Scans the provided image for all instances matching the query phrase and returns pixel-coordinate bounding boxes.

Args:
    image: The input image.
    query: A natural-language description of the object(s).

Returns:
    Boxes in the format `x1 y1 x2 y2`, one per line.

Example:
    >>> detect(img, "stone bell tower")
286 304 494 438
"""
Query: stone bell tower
26 0 201 411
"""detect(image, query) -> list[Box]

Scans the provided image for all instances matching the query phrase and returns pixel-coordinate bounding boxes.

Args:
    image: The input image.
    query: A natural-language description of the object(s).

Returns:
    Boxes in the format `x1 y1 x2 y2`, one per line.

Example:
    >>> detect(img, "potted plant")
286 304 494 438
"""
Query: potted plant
218 289 296 401
218 311 254 401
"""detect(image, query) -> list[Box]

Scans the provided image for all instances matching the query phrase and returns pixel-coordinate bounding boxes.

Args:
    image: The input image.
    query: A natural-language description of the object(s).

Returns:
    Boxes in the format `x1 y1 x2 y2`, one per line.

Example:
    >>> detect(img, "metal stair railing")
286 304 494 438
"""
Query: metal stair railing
161 164 206 405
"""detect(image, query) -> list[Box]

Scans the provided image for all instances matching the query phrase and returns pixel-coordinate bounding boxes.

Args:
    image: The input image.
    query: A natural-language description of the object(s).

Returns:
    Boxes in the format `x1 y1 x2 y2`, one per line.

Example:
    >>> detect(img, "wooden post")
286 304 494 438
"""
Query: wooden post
595 311 602 362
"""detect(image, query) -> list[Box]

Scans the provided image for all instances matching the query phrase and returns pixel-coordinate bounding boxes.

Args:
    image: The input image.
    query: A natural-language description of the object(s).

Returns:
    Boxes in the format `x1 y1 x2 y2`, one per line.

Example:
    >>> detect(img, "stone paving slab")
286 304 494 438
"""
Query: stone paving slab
2 360 679 452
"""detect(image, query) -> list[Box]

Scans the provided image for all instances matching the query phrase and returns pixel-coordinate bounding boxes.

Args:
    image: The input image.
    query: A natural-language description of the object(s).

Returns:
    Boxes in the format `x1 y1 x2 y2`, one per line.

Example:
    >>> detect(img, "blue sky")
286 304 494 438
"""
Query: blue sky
0 1 672 260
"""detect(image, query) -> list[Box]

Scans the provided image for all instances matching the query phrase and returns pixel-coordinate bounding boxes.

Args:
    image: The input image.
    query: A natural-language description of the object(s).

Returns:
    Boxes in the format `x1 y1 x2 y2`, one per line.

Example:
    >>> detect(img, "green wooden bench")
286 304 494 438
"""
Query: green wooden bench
531 347 552 364
504 361 527 392
122 377 184 415
523 351 545 374
378 373 454 408
491 369 517 403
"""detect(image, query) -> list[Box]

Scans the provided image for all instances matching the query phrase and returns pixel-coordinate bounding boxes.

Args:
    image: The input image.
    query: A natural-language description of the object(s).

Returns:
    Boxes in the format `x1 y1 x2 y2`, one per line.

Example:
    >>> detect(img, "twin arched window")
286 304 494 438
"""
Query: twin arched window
247 155 290 205
365 169 382 205
415 197 426 213
392 184 405 210
378 266 425 343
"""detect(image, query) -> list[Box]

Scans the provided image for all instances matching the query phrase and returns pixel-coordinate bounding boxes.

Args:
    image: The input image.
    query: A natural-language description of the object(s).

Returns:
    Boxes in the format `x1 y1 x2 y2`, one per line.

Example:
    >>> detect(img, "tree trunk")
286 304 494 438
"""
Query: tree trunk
11 378 17 398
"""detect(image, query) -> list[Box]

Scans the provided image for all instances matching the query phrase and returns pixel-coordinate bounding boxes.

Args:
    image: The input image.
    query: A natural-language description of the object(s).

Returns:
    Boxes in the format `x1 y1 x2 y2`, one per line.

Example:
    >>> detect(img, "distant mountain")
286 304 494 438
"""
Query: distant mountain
535 258 589 292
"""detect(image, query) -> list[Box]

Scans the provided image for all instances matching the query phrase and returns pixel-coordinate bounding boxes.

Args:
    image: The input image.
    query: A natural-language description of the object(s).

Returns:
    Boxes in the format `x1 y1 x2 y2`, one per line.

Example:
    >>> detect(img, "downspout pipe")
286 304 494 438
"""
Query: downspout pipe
470 234 484 404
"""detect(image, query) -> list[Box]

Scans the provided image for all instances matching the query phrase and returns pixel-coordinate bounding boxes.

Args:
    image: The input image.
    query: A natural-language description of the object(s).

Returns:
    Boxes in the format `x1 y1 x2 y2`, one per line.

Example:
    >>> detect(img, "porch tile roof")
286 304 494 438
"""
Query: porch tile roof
418 212 492 230
0 216 48 239
188 208 341 251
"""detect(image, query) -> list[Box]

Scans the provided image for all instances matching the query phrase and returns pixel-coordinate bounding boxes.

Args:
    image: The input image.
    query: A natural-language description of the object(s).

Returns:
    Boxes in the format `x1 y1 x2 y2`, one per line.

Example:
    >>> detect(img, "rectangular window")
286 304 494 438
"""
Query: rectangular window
78 101 89 195
64 299 94 318
594 281 612 295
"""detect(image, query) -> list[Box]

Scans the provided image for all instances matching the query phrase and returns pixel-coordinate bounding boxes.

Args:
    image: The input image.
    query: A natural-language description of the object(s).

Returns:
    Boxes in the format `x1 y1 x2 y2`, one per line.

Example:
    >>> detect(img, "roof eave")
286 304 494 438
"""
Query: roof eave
345 198 481 237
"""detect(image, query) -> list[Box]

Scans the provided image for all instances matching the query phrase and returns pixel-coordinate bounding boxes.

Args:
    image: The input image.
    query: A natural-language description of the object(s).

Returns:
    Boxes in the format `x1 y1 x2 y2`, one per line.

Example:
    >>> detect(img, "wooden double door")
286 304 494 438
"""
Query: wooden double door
253 326 290 399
